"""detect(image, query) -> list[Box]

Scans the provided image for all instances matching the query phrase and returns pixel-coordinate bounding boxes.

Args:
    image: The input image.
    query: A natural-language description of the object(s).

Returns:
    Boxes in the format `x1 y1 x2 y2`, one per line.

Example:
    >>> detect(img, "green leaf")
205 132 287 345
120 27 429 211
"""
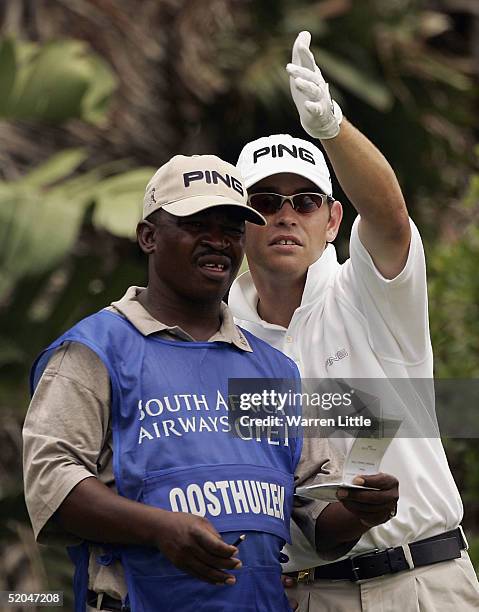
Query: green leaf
0 151 154 294
313 47 394 111
92 168 156 238
21 149 88 188
10 40 89 121
0 190 86 295
407 55 472 91
0 39 117 123
0 39 16 115
81 54 118 125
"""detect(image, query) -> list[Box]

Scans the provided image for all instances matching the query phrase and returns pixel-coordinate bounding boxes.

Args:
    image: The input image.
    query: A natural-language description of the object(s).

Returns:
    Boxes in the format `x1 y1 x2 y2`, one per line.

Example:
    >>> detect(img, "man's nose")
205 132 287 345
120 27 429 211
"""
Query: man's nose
274 200 297 225
201 226 229 249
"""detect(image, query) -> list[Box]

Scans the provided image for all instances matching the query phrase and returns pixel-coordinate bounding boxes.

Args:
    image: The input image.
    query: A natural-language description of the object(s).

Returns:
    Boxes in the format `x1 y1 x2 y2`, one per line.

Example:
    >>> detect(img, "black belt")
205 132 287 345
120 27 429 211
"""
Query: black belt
288 528 466 583
87 590 130 611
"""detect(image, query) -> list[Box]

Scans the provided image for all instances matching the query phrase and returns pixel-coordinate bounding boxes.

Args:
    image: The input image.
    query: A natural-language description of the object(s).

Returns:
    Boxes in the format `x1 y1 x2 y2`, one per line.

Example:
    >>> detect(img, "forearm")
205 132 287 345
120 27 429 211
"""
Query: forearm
322 119 410 278
56 476 164 547
316 473 399 554
321 119 408 233
56 476 241 584
315 502 367 553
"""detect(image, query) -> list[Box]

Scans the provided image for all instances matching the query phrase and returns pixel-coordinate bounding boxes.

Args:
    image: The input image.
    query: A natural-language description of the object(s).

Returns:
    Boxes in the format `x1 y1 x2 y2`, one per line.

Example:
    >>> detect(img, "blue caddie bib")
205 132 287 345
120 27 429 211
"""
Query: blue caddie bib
31 310 302 612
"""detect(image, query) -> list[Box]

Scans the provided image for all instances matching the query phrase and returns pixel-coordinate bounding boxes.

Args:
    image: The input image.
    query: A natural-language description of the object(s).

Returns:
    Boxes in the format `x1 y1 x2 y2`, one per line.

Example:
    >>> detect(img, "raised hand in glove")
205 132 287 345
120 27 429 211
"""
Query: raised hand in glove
286 31 343 140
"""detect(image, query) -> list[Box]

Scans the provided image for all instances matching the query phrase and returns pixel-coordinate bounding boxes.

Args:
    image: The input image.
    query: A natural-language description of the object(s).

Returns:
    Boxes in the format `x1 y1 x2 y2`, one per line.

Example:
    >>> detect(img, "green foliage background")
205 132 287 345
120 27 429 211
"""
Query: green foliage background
0 0 477 607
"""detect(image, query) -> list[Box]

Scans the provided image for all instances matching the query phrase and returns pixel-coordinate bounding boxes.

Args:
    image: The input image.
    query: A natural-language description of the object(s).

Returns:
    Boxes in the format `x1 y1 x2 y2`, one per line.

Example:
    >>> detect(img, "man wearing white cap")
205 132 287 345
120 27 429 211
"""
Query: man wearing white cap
229 31 479 611
24 153 399 611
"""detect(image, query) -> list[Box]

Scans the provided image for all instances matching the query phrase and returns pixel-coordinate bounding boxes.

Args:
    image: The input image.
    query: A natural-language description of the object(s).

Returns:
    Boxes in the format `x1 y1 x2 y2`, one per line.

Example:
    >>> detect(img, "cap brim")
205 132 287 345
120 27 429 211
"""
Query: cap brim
241 158 332 195
162 195 266 226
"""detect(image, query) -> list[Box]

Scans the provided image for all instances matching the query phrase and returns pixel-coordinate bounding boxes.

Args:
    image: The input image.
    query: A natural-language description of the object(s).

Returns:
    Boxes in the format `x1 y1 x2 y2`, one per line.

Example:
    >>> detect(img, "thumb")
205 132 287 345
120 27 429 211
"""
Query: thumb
292 31 315 70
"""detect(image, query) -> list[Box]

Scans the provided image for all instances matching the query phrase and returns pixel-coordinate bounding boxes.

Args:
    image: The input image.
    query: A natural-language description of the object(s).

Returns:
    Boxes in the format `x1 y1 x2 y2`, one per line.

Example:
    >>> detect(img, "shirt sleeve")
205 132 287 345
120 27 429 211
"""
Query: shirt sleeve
292 437 356 560
340 216 432 365
23 341 112 544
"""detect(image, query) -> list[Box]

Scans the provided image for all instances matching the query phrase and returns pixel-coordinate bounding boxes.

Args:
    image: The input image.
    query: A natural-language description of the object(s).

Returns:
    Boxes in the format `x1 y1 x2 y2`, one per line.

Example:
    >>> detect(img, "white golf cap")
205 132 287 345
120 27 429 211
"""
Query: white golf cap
236 134 332 195
142 154 266 225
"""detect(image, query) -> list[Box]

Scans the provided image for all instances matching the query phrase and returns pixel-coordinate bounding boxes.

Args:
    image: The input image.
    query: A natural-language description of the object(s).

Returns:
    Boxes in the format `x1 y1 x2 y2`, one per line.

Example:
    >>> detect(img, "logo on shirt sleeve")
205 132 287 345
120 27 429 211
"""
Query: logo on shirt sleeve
325 348 349 368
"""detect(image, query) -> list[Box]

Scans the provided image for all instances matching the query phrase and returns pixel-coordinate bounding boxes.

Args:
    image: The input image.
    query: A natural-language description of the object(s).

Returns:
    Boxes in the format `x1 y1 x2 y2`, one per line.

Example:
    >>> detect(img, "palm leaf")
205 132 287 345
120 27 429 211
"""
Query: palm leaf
0 39 117 123
313 47 394 111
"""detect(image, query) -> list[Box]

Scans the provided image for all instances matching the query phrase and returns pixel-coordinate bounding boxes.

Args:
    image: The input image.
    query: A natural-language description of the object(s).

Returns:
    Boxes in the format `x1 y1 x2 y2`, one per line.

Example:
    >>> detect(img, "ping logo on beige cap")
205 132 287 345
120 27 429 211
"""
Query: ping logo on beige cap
143 154 266 225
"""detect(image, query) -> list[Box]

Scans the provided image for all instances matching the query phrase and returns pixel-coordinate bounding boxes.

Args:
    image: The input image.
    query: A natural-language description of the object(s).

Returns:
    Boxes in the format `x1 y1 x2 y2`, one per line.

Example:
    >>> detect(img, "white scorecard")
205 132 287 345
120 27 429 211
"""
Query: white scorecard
296 431 399 503
295 482 380 503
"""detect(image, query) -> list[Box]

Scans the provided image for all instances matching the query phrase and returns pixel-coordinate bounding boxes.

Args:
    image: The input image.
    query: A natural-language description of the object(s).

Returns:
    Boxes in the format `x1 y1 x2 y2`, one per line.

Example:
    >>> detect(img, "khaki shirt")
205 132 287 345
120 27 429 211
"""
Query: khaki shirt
23 286 342 599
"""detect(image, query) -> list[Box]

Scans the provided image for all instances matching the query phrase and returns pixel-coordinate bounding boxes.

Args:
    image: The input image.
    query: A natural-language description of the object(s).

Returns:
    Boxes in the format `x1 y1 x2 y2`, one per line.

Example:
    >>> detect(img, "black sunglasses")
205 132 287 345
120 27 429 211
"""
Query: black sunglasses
248 192 334 215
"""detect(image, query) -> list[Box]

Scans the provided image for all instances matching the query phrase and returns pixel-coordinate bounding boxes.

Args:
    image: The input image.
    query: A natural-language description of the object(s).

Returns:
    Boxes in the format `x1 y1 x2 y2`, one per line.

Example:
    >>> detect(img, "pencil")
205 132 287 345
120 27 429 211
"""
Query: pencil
232 534 246 547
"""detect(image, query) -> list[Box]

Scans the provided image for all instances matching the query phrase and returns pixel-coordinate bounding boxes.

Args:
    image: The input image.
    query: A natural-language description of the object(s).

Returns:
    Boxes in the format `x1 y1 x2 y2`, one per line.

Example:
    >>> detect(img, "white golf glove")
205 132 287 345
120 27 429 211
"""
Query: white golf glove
286 31 343 140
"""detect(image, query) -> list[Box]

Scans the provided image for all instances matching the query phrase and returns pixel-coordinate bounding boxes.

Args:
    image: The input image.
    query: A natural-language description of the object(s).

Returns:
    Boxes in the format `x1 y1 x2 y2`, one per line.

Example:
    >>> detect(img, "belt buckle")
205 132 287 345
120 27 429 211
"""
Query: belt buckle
297 567 315 584
349 548 380 581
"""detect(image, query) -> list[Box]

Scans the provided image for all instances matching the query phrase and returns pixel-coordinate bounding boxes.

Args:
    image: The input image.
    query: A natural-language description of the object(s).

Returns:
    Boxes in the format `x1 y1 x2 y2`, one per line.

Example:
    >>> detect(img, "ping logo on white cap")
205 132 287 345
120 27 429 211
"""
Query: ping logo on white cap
252 143 316 166
183 170 244 196
236 134 332 194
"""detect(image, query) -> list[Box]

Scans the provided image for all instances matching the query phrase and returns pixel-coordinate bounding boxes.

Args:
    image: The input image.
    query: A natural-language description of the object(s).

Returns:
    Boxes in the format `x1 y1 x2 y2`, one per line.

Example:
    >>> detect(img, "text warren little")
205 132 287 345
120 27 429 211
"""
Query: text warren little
240 415 372 428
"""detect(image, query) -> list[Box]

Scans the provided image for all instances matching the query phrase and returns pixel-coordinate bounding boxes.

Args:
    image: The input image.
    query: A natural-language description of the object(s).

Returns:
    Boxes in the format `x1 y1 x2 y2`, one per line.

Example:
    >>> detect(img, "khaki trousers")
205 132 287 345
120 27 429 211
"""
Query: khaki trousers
292 551 479 612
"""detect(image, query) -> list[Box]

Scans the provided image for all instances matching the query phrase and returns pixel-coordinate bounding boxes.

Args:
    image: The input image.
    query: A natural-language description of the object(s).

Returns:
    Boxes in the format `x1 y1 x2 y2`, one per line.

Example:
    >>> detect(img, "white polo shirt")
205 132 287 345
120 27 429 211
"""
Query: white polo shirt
229 216 463 571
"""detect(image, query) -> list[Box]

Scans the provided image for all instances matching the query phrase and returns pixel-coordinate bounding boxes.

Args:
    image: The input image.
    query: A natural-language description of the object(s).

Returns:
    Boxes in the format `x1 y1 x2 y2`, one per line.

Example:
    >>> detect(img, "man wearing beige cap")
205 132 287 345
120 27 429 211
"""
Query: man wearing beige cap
229 31 479 611
24 153 301 611
24 153 397 612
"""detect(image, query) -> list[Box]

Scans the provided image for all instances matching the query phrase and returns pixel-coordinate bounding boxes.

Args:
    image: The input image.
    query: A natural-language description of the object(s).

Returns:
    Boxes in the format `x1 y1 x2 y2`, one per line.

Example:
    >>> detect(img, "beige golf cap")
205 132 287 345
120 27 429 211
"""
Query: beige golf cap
143 154 266 225
237 134 332 195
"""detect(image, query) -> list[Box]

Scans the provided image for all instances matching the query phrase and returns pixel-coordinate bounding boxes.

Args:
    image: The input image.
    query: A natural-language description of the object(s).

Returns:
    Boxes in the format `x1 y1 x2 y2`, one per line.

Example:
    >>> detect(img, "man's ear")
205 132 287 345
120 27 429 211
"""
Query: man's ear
137 220 157 255
326 200 343 242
